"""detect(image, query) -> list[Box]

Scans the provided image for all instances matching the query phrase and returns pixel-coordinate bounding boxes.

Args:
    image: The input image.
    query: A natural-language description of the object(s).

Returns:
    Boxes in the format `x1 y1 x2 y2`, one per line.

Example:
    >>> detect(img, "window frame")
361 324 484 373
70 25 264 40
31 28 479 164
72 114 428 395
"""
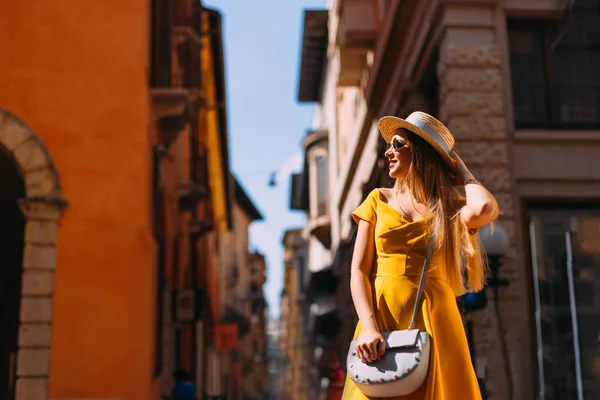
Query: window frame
508 17 600 130
526 205 600 399
315 154 328 217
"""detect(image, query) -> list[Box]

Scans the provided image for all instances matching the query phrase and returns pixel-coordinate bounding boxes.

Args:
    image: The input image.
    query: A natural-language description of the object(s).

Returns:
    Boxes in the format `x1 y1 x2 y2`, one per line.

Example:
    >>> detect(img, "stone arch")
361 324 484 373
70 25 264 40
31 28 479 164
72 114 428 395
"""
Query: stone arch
0 108 67 400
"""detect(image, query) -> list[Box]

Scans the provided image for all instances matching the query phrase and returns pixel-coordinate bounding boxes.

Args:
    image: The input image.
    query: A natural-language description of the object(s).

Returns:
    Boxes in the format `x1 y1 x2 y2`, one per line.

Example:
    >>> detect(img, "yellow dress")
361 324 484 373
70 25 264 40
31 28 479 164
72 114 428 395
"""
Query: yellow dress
342 189 481 400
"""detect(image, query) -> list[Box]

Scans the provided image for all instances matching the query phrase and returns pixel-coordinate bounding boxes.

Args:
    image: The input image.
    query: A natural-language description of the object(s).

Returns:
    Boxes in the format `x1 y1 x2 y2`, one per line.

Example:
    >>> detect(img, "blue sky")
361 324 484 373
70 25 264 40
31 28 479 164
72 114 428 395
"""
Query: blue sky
204 0 326 318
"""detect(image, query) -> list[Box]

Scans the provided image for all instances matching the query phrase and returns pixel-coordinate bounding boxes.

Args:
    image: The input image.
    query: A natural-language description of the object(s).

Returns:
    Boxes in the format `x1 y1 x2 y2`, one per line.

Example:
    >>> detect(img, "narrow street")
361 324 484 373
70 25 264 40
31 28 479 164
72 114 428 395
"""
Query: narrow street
1 1 600 400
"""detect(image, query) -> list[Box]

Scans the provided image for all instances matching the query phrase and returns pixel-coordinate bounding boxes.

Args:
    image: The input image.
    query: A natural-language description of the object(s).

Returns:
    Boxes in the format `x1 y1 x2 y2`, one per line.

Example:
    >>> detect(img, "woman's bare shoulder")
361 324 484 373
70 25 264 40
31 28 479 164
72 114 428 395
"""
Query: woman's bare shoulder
377 187 393 203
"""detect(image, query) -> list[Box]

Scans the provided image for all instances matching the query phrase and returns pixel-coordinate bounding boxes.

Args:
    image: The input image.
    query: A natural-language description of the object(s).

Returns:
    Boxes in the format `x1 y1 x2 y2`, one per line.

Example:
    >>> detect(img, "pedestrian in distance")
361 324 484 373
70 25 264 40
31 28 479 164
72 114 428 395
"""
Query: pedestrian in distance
171 368 196 400
342 112 499 400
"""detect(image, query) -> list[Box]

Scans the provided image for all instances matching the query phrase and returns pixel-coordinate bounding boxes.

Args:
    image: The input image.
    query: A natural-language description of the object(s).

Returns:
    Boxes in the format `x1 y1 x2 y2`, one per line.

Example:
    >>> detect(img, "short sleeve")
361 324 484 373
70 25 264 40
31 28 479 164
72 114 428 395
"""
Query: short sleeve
351 189 378 225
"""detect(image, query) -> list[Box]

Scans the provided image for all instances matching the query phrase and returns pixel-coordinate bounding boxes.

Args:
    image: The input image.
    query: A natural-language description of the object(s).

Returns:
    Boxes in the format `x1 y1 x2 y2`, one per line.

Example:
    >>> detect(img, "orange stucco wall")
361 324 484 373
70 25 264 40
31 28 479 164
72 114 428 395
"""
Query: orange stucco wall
0 0 156 398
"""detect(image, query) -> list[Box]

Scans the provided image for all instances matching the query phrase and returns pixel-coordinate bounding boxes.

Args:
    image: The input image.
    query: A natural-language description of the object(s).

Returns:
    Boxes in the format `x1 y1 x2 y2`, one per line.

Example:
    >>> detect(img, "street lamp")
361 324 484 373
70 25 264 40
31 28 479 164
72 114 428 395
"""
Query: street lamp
268 171 278 188
479 224 510 288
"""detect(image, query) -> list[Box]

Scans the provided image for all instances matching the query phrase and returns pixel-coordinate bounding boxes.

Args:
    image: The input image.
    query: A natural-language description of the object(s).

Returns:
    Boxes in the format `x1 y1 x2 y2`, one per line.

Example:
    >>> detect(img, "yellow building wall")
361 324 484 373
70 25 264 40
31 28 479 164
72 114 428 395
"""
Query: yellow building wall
201 12 229 235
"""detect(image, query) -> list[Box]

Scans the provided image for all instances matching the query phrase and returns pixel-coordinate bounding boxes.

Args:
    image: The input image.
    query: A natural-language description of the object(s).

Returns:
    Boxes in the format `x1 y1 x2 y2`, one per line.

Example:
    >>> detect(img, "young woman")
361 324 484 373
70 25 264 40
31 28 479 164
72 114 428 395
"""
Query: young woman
342 112 499 400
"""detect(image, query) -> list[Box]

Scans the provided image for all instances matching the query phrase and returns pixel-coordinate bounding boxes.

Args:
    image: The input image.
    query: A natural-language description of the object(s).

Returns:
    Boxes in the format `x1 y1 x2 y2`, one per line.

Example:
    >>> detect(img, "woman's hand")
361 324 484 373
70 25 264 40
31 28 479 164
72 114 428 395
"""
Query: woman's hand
356 328 386 363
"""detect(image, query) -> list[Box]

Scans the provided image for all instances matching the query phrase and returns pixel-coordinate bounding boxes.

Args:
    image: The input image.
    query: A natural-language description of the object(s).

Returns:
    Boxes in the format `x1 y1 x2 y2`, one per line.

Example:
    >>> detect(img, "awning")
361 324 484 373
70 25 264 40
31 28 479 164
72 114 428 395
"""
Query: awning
297 10 329 102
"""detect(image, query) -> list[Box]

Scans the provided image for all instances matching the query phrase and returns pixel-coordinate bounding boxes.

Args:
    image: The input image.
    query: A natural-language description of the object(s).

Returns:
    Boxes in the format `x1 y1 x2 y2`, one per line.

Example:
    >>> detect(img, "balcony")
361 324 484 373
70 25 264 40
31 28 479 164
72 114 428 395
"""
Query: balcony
336 0 377 87
303 130 331 248
151 88 201 119
150 24 205 144
338 50 369 87
177 182 208 211
337 0 377 50
189 219 213 240
150 88 205 145
178 182 209 211
308 214 331 249
172 25 203 89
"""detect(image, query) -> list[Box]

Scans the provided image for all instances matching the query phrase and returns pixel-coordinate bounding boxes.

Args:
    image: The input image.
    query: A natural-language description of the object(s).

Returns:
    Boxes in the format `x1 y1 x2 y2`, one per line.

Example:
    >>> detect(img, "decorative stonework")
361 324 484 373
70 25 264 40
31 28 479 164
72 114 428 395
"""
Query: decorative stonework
439 42 521 399
440 67 502 92
440 91 504 119
452 142 509 166
440 44 501 69
446 116 507 140
0 108 67 400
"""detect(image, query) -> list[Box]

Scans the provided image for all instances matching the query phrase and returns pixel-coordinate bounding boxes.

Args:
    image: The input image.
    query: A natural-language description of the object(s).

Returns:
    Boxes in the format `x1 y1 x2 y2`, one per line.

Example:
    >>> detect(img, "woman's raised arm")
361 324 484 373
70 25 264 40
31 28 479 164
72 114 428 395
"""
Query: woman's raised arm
453 152 499 229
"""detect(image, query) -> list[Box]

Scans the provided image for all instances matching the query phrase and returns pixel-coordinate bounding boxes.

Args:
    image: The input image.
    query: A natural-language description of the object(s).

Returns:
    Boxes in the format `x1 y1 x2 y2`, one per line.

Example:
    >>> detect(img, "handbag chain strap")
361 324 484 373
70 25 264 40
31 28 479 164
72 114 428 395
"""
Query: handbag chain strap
408 233 436 330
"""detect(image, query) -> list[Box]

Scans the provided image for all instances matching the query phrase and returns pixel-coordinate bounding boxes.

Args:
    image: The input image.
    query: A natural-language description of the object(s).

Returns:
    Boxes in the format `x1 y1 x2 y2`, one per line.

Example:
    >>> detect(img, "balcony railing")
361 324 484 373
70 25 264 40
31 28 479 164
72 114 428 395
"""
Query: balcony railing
512 84 600 129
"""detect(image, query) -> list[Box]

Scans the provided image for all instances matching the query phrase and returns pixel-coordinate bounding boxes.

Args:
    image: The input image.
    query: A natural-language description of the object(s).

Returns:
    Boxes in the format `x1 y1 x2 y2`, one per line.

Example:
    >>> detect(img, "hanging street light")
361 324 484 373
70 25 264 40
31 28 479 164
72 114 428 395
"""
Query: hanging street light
268 171 277 188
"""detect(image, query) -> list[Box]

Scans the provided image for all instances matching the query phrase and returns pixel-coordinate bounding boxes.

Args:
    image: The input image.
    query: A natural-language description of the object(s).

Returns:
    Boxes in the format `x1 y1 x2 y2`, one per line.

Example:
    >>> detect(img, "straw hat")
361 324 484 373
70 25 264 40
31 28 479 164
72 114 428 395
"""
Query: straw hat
378 111 457 172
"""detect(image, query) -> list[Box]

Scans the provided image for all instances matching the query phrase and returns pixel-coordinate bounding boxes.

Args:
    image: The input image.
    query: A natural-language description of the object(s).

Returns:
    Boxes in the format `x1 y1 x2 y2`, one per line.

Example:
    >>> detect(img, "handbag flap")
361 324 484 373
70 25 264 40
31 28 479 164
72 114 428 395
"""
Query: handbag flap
383 329 420 349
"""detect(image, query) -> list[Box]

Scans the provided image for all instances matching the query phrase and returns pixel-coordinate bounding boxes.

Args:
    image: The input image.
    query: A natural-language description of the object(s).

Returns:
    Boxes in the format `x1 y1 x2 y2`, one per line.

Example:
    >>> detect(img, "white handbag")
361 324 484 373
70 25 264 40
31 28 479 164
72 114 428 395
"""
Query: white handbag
347 236 435 397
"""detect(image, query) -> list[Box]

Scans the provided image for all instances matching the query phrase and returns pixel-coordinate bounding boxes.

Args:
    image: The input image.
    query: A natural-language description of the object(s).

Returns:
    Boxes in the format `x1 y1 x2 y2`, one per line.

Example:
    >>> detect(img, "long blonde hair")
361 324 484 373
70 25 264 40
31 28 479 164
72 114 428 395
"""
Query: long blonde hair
396 133 488 295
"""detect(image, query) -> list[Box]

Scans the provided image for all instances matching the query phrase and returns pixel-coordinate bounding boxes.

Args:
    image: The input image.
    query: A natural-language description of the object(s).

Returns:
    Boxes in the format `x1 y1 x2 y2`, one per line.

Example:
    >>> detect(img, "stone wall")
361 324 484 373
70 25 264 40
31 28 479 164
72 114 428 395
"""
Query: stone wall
438 41 528 399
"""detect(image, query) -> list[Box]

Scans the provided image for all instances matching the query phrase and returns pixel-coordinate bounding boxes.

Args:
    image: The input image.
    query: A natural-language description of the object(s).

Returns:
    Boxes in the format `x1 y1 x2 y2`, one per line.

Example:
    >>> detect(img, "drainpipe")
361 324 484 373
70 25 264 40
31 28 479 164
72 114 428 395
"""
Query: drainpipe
189 115 200 387
152 144 168 377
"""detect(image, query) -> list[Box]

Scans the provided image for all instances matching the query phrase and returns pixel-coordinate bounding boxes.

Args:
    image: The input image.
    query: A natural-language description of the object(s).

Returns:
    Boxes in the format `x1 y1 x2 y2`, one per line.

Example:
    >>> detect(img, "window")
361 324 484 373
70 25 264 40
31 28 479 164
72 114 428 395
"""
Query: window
296 254 307 297
508 10 600 129
528 208 600 399
316 155 328 216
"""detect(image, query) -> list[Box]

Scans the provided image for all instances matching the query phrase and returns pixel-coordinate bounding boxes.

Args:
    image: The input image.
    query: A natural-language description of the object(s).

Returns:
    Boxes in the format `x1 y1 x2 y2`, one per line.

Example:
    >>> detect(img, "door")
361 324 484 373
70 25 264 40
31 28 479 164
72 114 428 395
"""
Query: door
0 150 26 400
528 208 600 400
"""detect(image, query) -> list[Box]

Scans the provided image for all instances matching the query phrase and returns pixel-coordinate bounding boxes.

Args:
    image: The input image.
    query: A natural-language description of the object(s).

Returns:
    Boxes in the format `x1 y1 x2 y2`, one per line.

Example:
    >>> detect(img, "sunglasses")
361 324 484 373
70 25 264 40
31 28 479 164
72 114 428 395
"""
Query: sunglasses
388 137 407 152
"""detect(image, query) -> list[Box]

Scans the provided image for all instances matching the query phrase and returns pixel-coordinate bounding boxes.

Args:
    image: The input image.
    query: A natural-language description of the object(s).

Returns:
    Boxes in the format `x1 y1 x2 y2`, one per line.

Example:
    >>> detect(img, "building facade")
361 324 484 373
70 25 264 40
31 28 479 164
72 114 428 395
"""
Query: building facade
265 317 282 400
225 179 267 400
278 229 317 400
242 250 268 399
291 1 600 399
0 1 263 399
